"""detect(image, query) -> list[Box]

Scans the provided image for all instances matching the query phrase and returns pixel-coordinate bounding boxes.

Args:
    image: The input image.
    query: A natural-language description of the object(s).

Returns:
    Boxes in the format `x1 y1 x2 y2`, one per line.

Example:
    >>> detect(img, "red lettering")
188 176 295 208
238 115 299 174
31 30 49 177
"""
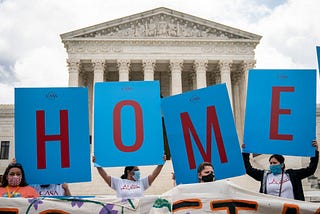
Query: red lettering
270 86 294 140
180 106 227 169
113 100 144 152
36 110 70 169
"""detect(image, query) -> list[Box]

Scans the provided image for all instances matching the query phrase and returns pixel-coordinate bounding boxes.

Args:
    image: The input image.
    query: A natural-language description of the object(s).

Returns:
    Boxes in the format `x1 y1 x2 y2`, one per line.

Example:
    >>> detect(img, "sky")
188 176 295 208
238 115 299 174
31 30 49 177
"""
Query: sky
0 0 319 104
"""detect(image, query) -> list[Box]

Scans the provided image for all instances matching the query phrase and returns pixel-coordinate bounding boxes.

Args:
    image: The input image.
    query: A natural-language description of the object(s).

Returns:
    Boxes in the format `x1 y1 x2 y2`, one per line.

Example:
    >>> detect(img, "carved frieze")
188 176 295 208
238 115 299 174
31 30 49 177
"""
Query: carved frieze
76 14 247 39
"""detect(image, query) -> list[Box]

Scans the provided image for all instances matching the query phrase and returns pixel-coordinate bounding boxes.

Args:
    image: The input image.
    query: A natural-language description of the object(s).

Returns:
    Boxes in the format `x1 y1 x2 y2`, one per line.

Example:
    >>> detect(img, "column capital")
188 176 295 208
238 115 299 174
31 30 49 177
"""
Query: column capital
92 59 105 72
169 59 184 71
219 60 233 72
66 58 80 72
67 58 80 86
194 59 208 71
142 59 156 70
117 59 131 70
241 60 256 72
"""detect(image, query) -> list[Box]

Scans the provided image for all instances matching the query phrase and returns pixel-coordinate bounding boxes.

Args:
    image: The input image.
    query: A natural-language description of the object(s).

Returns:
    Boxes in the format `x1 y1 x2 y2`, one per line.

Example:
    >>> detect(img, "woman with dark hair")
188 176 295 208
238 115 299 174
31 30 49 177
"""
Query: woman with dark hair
92 155 166 199
0 163 39 198
242 140 319 201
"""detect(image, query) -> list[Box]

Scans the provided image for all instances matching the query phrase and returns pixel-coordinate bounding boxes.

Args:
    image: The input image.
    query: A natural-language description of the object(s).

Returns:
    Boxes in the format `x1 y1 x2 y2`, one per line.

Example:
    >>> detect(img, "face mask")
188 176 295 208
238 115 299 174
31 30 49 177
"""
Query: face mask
270 164 283 175
8 176 22 186
133 171 140 181
201 173 215 182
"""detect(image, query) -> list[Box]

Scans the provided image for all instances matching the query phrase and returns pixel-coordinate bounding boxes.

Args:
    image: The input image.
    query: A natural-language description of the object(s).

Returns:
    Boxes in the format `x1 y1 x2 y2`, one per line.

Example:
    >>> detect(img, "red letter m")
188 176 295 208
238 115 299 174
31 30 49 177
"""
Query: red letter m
180 106 228 169
36 110 70 169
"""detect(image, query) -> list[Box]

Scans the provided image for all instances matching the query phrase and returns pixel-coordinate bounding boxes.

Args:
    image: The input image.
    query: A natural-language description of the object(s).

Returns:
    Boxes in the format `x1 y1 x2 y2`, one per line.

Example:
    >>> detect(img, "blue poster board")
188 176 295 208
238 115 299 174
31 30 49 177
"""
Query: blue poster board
161 84 245 184
317 46 320 73
94 81 164 167
15 87 91 184
244 69 316 156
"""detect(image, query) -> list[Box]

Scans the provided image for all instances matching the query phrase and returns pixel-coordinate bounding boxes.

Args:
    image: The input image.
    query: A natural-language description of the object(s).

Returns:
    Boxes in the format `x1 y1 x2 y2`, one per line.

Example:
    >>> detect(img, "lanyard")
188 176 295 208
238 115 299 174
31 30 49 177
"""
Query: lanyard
278 172 284 197
6 186 20 198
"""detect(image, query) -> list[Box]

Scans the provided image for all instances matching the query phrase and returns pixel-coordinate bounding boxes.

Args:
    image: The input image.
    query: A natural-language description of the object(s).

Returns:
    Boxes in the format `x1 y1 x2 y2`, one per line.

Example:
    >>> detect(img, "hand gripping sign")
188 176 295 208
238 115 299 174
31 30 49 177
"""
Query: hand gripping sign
94 81 164 167
243 69 316 156
15 87 91 184
161 84 245 184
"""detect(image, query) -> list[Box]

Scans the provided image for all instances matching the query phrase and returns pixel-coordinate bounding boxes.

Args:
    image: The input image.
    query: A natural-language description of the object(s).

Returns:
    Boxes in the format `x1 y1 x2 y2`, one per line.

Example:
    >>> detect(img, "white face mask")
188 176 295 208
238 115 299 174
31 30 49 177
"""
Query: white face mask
8 176 22 186
133 171 140 181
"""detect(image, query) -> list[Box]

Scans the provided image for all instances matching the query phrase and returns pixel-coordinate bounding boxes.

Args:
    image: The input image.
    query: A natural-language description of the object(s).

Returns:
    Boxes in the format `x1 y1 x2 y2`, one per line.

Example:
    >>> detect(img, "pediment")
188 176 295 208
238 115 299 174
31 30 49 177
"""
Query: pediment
61 7 261 41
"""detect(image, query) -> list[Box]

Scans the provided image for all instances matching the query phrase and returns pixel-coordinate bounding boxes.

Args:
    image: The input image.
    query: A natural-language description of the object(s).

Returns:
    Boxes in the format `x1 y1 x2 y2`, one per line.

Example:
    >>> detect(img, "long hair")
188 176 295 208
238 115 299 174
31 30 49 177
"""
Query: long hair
120 166 135 179
1 163 28 187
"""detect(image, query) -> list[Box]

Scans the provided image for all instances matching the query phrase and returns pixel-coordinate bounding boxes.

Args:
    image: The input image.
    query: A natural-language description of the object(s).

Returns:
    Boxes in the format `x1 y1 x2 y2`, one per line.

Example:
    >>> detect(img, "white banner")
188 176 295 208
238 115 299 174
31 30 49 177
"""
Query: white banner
0 180 319 213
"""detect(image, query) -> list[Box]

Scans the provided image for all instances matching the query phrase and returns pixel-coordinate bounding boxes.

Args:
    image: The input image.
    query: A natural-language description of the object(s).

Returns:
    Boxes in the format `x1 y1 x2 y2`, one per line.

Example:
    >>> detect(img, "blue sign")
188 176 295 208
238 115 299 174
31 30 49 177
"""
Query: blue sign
161 84 245 184
244 69 316 156
94 81 164 167
15 87 91 184
317 46 320 74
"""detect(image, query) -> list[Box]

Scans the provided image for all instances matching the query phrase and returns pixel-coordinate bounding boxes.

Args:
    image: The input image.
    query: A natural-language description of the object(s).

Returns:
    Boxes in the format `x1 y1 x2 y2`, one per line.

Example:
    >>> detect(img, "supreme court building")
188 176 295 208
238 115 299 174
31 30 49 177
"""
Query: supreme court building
60 7 260 142
1 7 319 199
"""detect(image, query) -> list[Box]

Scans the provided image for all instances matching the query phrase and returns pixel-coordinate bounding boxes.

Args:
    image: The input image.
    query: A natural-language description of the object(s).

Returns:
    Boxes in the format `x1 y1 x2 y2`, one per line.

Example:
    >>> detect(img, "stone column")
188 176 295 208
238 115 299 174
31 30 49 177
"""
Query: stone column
67 59 80 86
170 59 183 95
239 60 256 134
117 59 130 81
143 59 156 81
194 59 208 89
92 59 105 83
231 72 242 144
219 60 233 108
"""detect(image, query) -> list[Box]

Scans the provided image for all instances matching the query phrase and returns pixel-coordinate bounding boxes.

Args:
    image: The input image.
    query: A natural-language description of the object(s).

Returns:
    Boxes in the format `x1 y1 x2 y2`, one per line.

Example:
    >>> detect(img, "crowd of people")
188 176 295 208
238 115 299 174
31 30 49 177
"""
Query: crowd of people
0 140 318 201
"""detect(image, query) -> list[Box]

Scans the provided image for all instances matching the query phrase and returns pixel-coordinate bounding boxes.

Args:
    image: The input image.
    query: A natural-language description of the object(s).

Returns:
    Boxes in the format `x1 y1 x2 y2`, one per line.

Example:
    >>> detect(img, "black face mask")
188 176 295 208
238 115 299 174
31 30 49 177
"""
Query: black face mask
201 173 215 182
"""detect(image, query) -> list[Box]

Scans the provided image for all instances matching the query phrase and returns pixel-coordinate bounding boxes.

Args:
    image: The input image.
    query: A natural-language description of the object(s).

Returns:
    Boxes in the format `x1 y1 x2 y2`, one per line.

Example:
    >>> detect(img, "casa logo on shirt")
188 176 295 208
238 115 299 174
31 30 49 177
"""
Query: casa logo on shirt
120 184 141 190
40 190 59 196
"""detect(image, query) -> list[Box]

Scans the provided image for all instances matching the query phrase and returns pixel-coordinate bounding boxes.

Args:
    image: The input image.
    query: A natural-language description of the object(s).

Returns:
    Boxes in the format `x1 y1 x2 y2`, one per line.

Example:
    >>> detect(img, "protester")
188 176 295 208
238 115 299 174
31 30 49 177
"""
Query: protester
172 161 215 185
197 162 215 183
0 162 39 198
242 140 319 201
93 155 166 199
32 183 71 196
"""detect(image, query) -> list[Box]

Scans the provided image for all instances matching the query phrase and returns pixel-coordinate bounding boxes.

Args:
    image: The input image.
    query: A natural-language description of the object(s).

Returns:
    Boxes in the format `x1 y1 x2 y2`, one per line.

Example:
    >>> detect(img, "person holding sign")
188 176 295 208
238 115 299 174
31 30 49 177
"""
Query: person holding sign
32 183 71 196
92 155 166 199
0 162 39 198
242 140 319 201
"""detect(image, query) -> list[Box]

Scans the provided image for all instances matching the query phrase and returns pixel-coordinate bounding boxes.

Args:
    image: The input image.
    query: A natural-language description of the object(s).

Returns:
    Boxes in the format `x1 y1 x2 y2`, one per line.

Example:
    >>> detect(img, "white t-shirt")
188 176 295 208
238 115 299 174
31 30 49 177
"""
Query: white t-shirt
266 173 294 199
111 176 149 199
32 184 65 196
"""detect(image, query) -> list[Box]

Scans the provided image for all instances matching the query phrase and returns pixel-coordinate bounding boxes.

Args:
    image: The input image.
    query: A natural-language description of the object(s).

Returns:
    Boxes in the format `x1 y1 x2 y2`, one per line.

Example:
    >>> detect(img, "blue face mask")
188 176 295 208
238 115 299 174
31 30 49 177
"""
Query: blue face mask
270 164 283 175
133 171 140 181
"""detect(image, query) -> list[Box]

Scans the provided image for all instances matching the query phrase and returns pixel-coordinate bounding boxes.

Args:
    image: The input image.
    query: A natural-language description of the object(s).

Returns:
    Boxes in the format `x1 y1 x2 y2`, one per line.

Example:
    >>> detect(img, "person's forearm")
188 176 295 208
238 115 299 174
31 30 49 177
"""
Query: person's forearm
152 164 164 177
97 167 111 186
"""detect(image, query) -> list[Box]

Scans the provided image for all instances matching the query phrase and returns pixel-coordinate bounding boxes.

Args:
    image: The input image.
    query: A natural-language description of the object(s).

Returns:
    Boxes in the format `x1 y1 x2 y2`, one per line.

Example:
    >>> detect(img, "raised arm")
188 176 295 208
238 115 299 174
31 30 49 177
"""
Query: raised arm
241 144 265 181
92 156 112 187
148 155 166 185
